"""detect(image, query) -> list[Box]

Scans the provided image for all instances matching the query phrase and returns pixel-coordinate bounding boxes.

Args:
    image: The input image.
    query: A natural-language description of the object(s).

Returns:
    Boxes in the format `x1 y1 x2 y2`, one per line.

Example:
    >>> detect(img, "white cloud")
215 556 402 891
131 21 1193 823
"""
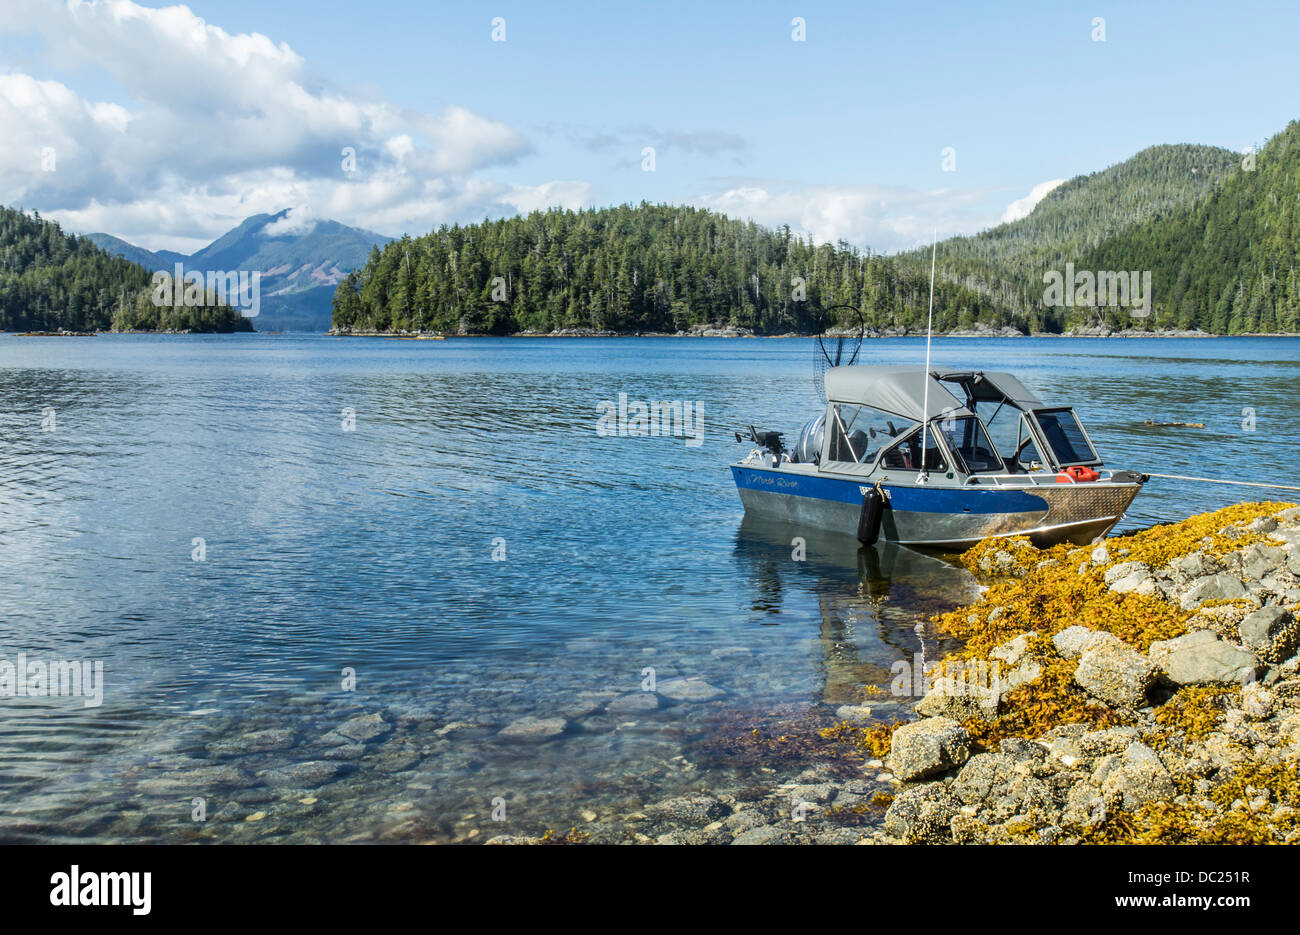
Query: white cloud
691 182 1003 254
0 0 585 246
1001 178 1066 223
263 206 317 238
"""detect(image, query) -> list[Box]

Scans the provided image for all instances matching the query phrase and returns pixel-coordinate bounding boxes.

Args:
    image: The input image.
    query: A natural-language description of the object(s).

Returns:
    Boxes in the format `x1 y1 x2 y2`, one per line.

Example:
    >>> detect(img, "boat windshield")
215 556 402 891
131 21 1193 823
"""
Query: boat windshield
935 416 1005 474
984 407 1044 470
1034 407 1098 465
827 403 918 464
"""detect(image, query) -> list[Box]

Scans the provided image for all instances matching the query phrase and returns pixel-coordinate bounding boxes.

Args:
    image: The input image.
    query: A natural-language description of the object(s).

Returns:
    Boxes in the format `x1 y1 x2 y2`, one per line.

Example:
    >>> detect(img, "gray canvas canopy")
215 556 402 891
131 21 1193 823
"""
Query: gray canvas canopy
824 366 973 421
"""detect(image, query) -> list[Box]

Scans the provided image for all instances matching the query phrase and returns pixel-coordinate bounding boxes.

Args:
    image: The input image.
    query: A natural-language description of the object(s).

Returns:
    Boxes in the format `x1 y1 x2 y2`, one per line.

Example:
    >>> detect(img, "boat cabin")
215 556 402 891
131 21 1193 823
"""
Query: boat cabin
806 366 1103 482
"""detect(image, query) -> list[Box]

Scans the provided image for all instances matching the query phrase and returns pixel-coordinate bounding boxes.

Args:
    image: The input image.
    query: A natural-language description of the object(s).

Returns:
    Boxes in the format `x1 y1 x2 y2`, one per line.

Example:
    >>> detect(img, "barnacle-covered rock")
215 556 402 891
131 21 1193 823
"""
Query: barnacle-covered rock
887 716 971 781
915 677 1000 723
1148 630 1259 685
1074 640 1156 708
1179 573 1251 610
1238 603 1298 664
883 782 958 843
1052 625 1119 660
1094 742 1176 811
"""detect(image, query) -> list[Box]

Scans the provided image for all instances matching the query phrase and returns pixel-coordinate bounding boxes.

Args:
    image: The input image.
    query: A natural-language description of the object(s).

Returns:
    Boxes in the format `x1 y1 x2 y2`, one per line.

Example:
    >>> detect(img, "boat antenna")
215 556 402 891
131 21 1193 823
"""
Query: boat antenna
916 228 937 485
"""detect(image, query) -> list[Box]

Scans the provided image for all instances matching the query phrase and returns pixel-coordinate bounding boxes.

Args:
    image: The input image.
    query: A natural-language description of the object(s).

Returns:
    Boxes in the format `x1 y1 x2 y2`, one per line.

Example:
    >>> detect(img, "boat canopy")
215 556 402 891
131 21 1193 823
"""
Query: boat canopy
824 366 973 422
935 371 1045 411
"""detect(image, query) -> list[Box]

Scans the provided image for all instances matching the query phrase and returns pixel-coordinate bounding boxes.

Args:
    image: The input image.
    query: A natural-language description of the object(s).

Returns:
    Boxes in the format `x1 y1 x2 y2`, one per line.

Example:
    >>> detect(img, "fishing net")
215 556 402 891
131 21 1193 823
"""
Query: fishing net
812 305 865 401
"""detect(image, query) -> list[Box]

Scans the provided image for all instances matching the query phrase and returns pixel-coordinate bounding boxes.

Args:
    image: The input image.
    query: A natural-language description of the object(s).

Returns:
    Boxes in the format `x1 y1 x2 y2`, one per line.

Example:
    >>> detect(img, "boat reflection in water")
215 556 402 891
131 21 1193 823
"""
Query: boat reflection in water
733 514 981 712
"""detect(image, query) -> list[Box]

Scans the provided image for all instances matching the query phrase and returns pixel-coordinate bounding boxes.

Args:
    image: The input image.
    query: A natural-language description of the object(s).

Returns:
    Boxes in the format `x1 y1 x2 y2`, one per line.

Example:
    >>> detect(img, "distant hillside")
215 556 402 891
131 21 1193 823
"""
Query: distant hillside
89 210 392 331
900 143 1242 331
1080 120 1300 333
82 232 186 271
0 205 252 333
331 203 1007 335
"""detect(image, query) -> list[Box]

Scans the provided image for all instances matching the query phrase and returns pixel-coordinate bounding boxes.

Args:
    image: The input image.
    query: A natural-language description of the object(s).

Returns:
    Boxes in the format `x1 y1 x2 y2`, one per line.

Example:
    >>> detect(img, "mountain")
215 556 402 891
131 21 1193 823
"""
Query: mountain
899 143 1243 331
330 203 1008 335
82 232 186 271
1078 120 1300 333
0 205 252 333
88 210 392 331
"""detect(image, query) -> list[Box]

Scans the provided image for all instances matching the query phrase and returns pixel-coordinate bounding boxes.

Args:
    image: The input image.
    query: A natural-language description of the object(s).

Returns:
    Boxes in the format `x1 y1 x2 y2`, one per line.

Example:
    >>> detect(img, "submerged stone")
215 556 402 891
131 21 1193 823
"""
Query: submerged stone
498 716 568 741
656 678 725 702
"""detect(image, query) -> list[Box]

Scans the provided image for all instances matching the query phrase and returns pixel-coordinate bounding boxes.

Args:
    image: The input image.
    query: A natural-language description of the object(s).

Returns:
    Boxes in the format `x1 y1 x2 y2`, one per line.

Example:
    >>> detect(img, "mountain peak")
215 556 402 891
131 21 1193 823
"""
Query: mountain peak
87 212 393 331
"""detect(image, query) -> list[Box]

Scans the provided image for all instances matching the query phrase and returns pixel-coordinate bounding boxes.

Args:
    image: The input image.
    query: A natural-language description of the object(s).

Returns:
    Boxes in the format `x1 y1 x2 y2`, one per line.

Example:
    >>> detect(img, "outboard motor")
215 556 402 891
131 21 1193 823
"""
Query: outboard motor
792 414 825 464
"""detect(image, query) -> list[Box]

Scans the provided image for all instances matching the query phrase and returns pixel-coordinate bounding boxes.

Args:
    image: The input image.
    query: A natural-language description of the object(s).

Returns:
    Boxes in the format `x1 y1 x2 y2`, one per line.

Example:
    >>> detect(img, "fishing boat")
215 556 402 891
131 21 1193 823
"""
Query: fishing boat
731 364 1147 550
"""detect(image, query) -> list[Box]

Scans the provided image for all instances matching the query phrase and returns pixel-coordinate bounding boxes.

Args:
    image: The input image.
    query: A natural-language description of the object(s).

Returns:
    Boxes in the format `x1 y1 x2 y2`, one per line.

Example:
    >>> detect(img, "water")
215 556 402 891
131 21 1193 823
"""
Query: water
0 334 1296 842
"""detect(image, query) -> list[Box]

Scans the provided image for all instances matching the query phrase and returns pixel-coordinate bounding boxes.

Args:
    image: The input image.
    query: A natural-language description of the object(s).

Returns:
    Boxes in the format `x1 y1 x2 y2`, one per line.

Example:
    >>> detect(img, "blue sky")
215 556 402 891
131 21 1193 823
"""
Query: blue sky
2 0 1296 253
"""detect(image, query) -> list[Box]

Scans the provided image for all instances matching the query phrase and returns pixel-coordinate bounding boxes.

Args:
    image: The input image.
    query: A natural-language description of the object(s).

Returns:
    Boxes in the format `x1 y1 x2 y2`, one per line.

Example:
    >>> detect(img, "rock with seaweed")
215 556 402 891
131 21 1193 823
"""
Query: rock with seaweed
872 502 1300 845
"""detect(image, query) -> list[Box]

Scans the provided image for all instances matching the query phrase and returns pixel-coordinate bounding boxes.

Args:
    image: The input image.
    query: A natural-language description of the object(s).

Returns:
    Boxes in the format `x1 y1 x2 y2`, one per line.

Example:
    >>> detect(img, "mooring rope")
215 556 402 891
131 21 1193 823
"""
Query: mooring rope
1145 472 1300 492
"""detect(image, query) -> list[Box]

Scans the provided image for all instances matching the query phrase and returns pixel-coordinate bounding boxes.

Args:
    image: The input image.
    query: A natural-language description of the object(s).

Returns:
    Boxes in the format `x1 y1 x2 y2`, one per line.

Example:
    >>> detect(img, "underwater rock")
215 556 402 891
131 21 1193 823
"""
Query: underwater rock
205 729 296 756
333 713 391 744
606 692 661 715
730 825 796 845
262 761 343 787
834 704 874 723
644 794 731 825
499 716 569 741
656 678 725 703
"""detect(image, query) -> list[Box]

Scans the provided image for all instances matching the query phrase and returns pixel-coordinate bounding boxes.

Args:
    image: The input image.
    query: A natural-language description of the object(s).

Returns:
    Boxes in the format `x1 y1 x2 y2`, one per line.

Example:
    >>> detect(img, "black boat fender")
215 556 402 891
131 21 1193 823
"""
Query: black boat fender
857 483 887 545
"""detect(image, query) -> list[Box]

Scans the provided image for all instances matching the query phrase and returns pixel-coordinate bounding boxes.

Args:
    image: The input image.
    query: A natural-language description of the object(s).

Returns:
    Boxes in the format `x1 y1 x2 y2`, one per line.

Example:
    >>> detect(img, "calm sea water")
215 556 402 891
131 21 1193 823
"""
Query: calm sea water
0 334 1296 842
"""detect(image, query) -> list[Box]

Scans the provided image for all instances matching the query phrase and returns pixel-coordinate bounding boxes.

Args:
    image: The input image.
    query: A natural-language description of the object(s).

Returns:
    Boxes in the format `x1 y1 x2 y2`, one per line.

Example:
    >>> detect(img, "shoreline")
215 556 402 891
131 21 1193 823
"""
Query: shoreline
494 502 1300 845
326 328 1300 340
12 329 1297 340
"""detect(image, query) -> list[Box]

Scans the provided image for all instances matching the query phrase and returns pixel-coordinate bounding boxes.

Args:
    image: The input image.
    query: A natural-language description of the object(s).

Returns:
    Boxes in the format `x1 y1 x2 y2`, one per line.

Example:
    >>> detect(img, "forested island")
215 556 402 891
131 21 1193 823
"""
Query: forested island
330 204 1004 336
0 206 253 333
333 120 1300 337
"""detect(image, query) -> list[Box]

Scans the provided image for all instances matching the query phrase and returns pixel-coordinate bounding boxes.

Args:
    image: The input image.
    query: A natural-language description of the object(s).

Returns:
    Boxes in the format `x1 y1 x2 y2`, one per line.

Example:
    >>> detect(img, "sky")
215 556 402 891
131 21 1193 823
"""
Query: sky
2 0 1297 254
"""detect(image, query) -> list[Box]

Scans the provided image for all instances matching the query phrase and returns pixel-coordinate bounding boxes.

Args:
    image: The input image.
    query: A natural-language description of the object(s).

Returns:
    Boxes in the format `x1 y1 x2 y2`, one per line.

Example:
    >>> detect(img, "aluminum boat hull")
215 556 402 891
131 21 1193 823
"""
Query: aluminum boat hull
732 464 1142 549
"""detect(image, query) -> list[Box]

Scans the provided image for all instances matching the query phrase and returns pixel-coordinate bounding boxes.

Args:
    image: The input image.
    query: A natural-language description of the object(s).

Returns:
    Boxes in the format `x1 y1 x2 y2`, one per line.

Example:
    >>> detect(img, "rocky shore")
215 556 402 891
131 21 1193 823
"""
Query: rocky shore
496 501 1300 845
874 501 1300 845
325 324 1288 340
